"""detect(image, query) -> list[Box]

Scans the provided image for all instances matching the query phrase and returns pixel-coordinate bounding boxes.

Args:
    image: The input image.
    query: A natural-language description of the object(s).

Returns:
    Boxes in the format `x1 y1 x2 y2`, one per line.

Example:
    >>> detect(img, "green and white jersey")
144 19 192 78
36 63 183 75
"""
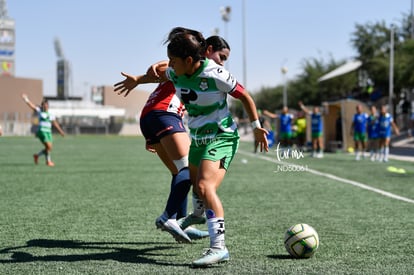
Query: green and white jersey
166 59 238 142
35 106 55 133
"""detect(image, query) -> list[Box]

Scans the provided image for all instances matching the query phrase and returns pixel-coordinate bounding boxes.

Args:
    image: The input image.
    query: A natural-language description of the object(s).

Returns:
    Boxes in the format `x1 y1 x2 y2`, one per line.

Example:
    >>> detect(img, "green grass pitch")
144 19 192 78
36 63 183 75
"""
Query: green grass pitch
1 135 413 274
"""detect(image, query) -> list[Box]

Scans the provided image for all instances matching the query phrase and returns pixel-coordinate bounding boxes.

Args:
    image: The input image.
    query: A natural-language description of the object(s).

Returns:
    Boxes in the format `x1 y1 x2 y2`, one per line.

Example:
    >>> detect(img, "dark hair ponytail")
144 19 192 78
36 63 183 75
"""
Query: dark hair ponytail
206 36 230 52
166 27 206 63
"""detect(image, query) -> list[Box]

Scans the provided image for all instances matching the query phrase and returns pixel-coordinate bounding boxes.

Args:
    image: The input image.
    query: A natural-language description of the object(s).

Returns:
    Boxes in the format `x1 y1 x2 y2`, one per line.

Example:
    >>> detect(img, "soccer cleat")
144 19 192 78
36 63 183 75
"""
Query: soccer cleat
33 154 39 165
192 247 229 267
177 213 206 230
184 226 209 240
46 161 55 167
155 217 192 243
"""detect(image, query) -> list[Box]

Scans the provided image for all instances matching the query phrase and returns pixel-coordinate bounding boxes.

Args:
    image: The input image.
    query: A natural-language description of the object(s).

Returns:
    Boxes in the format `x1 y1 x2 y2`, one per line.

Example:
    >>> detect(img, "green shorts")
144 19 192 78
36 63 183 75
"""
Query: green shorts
279 132 292 140
189 130 239 170
354 132 367 142
296 132 306 139
312 132 322 138
37 131 53 143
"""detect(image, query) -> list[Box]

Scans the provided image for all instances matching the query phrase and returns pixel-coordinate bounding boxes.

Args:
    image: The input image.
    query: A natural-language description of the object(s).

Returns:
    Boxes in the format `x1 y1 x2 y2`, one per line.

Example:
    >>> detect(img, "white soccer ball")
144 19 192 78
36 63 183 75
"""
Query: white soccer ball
284 223 319 258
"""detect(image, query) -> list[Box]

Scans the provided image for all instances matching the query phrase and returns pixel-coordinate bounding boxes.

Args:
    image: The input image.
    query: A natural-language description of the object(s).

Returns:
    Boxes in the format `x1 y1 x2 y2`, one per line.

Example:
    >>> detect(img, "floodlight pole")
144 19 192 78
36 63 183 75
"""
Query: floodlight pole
220 6 231 69
389 25 394 117
411 0 414 39
221 6 230 40
281 67 288 108
242 0 247 88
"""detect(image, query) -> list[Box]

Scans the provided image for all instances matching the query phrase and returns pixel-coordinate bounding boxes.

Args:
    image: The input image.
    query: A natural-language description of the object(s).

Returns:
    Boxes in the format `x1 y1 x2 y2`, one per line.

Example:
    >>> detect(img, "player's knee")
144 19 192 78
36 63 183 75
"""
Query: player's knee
195 181 207 198
195 181 216 199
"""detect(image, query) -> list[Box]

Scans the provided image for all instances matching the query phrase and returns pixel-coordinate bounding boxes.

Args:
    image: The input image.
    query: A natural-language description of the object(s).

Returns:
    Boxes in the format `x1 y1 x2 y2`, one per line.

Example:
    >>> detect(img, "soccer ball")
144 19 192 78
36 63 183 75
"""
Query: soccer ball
284 223 319 258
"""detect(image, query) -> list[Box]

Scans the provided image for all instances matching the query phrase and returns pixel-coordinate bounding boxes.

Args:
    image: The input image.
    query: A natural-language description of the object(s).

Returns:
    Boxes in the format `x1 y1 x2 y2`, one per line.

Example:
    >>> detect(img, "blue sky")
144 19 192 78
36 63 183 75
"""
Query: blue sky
6 0 412 97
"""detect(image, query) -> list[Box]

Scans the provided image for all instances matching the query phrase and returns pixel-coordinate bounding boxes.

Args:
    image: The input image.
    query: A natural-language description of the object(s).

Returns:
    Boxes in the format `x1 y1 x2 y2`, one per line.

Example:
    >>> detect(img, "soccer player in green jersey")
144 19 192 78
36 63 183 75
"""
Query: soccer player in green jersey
114 27 268 267
22 94 65 166
116 36 232 244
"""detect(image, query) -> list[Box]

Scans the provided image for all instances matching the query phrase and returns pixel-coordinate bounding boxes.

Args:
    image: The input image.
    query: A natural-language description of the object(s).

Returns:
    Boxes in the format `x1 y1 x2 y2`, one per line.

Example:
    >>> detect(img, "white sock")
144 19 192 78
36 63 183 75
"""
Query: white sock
207 217 225 249
384 146 389 159
192 192 205 217
380 148 385 160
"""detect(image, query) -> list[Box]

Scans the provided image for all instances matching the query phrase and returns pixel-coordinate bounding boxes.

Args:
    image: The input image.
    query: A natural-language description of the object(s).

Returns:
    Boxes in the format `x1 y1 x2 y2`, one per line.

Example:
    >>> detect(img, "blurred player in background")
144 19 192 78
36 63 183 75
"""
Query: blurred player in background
298 101 326 158
350 104 368 160
294 111 307 150
367 105 380 161
263 107 294 148
378 105 399 162
21 94 65 166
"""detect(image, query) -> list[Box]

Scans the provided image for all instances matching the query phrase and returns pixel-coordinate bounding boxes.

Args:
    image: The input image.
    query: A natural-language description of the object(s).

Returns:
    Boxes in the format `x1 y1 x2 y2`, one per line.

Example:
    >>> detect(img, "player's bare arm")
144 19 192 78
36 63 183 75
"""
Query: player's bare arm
298 101 310 115
146 60 169 79
113 72 162 97
238 91 269 152
263 109 278 119
53 120 65 137
392 121 400 135
21 93 37 110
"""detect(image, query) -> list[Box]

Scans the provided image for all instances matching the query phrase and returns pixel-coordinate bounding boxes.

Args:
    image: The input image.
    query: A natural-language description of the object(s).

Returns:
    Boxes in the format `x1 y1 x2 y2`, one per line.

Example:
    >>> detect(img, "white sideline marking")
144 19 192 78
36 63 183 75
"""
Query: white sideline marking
238 150 414 204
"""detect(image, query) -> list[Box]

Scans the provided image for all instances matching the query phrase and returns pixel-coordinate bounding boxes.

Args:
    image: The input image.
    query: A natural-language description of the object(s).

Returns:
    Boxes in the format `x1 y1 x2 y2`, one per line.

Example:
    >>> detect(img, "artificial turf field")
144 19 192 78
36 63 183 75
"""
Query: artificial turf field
1 135 413 274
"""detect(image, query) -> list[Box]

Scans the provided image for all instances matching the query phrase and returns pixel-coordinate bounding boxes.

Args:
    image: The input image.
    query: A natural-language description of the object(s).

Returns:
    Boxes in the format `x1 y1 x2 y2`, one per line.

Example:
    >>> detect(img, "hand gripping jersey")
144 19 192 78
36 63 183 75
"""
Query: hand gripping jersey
165 59 244 142
140 81 185 118
35 106 55 133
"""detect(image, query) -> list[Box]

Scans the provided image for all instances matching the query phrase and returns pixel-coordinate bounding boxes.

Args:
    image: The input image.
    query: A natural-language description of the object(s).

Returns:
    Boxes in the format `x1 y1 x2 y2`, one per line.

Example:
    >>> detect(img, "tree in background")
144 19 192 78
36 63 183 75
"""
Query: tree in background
243 12 414 114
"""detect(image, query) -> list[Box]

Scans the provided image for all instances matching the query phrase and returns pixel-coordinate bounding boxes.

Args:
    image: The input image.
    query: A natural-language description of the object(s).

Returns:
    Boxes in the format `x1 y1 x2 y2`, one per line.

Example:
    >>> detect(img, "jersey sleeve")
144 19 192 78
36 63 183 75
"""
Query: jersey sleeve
229 82 245 99
213 66 237 93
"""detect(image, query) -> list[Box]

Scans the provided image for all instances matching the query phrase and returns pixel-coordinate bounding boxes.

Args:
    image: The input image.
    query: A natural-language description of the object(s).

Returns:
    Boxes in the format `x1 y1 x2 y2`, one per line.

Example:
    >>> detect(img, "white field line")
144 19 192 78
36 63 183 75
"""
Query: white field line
238 150 414 205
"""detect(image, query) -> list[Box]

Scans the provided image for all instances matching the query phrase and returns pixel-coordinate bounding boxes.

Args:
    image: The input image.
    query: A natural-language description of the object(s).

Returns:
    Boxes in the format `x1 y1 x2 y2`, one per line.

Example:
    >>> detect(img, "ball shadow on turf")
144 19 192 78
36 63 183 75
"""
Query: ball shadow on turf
267 254 307 260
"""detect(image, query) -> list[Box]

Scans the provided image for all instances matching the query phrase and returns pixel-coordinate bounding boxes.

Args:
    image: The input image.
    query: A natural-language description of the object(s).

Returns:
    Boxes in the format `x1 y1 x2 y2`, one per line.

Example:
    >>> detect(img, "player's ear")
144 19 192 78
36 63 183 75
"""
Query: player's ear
185 56 194 65
205 45 213 56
